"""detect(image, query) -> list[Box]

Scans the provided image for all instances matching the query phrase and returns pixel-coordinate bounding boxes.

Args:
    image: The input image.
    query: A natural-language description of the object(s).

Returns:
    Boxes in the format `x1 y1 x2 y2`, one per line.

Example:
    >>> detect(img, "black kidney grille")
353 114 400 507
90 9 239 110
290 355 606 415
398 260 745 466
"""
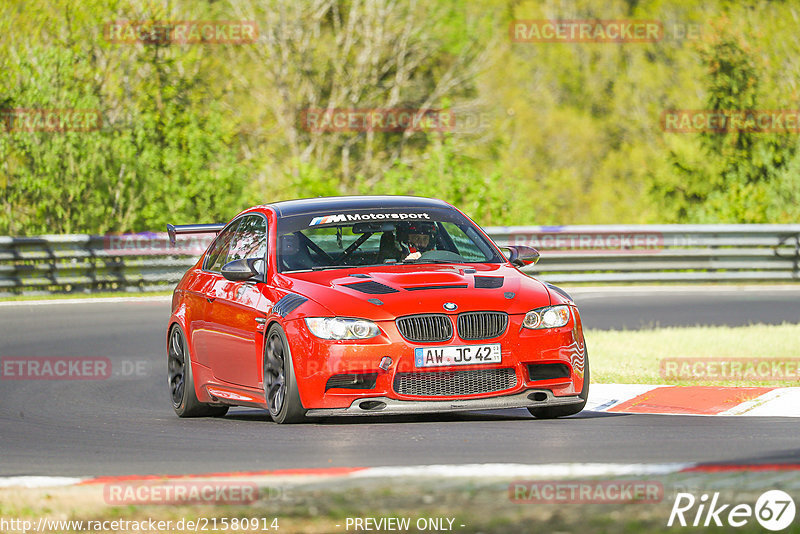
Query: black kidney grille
393 368 517 397
396 314 453 342
457 312 508 340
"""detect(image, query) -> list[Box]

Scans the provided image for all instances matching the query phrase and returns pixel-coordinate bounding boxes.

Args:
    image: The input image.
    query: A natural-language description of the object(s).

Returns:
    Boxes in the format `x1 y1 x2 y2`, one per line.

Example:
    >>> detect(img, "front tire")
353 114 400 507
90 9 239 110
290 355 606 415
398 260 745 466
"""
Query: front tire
168 324 229 418
263 325 306 424
528 349 590 419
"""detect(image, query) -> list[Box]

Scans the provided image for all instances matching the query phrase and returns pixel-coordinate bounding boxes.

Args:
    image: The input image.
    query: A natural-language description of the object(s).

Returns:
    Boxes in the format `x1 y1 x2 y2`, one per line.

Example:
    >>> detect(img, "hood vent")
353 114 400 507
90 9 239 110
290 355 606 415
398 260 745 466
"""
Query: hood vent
343 281 399 294
272 293 308 317
474 276 504 289
403 284 468 292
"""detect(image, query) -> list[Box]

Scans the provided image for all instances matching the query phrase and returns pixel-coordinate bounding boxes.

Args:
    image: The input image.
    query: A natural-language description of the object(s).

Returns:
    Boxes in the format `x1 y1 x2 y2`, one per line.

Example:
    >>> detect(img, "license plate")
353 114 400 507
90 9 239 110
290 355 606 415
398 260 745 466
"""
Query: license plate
414 344 501 368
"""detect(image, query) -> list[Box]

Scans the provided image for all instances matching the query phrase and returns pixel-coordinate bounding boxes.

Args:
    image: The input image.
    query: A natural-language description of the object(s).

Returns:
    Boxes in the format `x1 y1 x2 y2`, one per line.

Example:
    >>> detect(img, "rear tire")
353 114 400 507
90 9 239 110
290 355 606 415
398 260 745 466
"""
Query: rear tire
528 349 589 419
263 325 306 424
168 324 229 418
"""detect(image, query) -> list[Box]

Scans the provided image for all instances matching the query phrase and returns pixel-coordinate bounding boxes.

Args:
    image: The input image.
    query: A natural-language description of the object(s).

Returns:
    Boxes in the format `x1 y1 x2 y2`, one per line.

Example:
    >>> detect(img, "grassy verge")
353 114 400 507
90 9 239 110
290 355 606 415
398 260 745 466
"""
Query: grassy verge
588 323 800 386
1 472 796 534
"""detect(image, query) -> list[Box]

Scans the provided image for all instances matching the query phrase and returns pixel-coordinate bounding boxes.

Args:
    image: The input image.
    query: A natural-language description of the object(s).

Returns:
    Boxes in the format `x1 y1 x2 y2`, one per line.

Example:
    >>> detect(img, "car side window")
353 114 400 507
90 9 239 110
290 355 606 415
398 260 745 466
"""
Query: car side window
440 222 490 261
204 221 241 272
227 215 267 265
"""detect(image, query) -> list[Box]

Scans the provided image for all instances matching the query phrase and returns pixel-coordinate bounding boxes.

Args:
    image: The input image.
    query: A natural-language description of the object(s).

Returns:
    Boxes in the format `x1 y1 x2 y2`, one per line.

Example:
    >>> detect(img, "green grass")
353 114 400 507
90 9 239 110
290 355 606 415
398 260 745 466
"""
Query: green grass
588 323 800 386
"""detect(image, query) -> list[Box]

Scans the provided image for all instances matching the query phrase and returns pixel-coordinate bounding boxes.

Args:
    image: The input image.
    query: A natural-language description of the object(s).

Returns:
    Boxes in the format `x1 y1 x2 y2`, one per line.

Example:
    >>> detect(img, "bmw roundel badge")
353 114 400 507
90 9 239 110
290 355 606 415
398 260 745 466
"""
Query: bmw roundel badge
443 302 458 311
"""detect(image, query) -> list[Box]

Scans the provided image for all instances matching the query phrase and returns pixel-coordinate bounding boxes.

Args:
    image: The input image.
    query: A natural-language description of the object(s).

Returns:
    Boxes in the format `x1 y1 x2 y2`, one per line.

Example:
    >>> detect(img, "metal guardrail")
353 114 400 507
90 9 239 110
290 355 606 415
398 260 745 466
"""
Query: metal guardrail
488 224 800 283
0 225 798 294
0 233 212 294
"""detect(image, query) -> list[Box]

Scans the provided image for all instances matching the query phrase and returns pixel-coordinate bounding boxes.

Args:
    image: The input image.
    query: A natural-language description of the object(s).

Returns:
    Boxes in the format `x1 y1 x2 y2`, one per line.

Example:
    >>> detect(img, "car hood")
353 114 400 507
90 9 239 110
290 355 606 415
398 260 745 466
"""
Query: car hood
275 264 552 321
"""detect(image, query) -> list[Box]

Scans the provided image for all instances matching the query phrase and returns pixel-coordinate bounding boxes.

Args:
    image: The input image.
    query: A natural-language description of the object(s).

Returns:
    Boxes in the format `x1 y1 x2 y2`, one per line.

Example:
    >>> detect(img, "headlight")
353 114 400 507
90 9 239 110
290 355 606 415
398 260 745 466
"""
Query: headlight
523 305 570 329
304 317 380 340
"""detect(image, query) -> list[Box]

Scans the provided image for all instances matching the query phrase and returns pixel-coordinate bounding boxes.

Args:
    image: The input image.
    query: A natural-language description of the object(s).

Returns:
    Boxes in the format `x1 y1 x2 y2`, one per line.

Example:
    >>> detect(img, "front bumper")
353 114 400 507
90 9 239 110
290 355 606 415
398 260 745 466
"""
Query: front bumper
305 389 584 417
284 306 588 410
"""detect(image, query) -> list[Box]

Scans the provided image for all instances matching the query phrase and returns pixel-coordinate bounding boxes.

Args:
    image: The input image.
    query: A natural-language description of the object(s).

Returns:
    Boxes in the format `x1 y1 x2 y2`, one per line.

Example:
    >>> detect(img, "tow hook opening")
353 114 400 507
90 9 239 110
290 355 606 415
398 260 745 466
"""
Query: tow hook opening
358 400 386 411
528 391 548 402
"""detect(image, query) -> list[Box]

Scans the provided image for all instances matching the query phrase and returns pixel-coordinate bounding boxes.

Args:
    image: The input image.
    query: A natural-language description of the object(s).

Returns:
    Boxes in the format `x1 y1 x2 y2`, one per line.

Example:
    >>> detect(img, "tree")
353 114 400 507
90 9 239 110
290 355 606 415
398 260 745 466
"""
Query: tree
650 16 797 222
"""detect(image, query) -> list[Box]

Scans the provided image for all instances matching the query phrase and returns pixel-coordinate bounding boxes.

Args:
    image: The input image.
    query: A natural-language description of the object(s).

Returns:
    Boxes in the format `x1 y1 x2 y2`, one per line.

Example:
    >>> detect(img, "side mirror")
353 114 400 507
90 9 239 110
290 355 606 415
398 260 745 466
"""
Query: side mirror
221 258 263 282
503 245 540 267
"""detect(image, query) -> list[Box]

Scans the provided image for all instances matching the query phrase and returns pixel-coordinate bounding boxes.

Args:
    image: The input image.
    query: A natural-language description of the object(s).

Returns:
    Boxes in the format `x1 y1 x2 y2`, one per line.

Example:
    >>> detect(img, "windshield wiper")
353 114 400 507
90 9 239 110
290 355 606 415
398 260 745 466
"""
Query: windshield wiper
402 258 462 264
311 265 347 271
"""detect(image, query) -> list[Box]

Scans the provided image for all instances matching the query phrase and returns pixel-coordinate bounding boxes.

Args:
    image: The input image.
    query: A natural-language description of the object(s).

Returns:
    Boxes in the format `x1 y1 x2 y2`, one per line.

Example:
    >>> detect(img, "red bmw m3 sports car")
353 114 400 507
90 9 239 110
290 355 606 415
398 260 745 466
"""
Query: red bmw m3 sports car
166 196 588 423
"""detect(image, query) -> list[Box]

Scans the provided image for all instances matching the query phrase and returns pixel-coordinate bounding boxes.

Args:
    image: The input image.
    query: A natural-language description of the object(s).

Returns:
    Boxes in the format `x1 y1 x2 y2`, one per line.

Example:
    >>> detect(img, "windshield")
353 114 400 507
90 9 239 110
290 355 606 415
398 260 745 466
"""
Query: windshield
276 207 503 272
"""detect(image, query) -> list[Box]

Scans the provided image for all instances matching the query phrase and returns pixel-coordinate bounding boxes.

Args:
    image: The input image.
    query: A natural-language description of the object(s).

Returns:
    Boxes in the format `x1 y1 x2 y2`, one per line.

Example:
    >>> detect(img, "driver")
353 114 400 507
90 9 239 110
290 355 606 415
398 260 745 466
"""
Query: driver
397 221 437 261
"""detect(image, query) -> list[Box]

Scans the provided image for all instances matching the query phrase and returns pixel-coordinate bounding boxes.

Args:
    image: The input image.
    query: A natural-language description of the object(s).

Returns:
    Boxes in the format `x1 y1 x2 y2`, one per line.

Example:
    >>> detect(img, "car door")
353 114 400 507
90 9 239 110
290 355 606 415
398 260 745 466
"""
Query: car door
190 220 241 370
203 215 268 388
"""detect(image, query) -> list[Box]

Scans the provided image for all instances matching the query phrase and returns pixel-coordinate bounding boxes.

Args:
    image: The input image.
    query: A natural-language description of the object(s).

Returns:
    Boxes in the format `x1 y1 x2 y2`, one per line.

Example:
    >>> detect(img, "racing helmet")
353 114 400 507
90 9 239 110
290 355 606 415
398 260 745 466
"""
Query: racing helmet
397 221 437 251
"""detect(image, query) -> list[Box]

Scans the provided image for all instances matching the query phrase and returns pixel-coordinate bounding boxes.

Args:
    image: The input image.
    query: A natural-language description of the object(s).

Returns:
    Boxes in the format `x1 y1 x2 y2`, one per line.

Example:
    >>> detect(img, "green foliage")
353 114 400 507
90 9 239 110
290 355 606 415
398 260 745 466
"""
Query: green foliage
369 138 515 225
289 162 343 199
0 1 248 234
0 46 112 234
650 16 798 222
1 0 799 234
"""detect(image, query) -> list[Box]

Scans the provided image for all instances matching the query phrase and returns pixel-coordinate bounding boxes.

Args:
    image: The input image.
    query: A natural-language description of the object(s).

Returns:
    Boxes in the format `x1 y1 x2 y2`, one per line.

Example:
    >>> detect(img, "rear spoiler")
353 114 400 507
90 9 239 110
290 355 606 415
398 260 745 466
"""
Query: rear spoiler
167 223 226 246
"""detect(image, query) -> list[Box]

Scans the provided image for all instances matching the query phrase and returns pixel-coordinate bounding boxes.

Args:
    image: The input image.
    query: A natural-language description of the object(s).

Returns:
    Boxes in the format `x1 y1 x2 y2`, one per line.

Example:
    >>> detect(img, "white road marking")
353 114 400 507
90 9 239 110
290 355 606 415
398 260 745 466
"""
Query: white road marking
720 387 800 417
585 383 663 412
349 463 693 479
0 296 171 307
0 476 85 488
0 463 693 488
566 284 800 298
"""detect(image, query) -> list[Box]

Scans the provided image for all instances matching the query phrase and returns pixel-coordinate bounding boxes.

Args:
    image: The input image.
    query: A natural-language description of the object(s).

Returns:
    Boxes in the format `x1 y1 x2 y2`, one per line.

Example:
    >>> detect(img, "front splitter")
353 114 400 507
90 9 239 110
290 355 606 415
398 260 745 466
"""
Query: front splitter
305 389 584 417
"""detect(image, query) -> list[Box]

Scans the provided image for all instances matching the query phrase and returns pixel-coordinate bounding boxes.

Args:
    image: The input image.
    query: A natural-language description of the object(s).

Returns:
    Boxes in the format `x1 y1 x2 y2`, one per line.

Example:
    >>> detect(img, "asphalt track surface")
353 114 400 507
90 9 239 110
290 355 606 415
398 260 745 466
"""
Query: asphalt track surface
1 286 798 476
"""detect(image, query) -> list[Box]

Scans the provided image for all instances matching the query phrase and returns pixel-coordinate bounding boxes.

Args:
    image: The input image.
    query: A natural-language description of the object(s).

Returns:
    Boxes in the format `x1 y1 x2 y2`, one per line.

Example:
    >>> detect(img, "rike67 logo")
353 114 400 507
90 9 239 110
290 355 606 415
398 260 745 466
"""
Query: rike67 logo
668 490 796 531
